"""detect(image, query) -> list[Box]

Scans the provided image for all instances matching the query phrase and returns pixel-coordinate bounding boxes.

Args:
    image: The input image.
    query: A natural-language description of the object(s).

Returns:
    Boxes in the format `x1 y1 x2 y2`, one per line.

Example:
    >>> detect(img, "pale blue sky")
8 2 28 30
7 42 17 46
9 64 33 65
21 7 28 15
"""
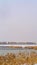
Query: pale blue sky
0 0 37 42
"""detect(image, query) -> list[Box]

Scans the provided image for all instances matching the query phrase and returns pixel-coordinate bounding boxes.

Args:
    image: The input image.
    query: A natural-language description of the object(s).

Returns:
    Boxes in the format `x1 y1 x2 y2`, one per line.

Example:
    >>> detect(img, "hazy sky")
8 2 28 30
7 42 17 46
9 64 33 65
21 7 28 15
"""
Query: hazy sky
0 0 37 42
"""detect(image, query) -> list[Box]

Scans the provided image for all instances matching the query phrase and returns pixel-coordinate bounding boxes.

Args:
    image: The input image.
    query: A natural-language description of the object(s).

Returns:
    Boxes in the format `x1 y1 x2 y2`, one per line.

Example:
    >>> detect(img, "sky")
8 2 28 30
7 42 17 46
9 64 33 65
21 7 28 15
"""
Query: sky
0 0 37 42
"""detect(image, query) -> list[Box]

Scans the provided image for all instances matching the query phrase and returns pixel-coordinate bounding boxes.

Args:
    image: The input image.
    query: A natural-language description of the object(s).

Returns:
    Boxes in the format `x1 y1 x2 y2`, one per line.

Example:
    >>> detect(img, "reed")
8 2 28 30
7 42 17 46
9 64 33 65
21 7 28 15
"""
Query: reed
0 52 37 65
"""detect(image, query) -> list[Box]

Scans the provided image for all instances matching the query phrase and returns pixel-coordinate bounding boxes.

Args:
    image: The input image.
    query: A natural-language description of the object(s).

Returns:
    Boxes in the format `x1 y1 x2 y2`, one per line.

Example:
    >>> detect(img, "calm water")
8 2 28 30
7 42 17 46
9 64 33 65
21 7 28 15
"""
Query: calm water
0 46 37 55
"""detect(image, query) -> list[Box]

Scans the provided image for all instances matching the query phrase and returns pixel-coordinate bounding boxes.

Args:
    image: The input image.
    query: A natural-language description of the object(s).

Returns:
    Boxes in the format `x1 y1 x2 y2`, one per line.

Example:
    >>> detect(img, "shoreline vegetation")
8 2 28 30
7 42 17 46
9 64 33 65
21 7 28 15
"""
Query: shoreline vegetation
0 42 37 45
8 46 37 50
0 46 37 65
0 51 37 65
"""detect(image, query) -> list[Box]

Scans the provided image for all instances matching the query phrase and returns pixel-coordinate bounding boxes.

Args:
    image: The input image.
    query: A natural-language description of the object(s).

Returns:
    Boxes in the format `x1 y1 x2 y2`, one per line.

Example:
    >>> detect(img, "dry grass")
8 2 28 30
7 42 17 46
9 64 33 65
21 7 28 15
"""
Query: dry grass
0 52 37 65
0 46 37 65
8 46 37 50
25 46 37 50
